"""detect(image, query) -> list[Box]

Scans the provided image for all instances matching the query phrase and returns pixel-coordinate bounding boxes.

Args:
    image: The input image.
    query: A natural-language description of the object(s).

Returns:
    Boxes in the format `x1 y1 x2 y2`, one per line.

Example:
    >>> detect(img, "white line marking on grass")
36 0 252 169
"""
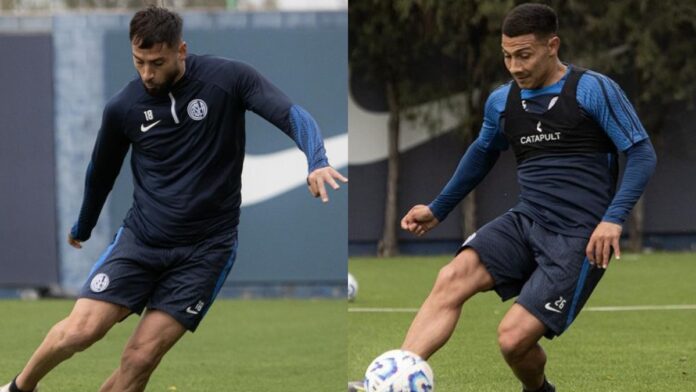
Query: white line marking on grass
585 304 696 312
348 304 696 313
348 307 419 313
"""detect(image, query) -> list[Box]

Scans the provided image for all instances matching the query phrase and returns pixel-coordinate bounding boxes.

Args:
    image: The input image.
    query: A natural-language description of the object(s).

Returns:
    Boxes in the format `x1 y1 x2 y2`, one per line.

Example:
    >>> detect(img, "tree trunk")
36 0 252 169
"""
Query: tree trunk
628 196 645 252
460 93 479 240
462 191 477 238
378 80 400 257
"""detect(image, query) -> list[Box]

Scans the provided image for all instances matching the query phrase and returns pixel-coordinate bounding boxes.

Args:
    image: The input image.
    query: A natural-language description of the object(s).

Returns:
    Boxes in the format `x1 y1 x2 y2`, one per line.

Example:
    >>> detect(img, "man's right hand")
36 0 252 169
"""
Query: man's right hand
401 204 440 237
68 232 83 249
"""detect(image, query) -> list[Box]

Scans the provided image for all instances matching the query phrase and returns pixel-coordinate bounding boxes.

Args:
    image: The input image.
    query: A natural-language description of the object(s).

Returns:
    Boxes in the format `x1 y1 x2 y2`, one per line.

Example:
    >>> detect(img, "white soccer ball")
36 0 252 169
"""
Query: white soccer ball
364 349 434 392
348 272 358 302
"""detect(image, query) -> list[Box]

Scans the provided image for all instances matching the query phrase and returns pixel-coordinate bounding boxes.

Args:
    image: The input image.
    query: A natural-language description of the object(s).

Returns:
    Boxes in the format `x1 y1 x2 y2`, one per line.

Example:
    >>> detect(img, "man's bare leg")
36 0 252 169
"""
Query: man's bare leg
13 298 130 390
497 304 548 390
402 248 494 359
99 309 186 392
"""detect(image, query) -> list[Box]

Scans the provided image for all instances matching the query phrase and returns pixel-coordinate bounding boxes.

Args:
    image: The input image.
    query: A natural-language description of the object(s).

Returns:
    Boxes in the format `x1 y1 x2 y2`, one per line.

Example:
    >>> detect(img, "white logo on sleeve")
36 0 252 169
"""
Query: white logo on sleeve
187 99 208 121
90 273 110 293
545 296 567 313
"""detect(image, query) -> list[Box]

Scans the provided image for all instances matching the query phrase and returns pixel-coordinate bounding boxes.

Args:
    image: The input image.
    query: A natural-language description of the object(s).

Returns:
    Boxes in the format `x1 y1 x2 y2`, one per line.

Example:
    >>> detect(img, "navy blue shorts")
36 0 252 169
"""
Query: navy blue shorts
79 226 238 332
461 211 604 338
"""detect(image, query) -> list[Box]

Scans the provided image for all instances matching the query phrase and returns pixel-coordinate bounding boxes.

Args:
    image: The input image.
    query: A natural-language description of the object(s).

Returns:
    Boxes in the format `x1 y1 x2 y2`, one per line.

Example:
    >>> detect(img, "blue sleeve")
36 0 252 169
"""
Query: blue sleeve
288 105 329 172
427 140 501 222
71 101 130 241
577 71 648 151
235 62 329 173
427 86 509 222
602 139 657 224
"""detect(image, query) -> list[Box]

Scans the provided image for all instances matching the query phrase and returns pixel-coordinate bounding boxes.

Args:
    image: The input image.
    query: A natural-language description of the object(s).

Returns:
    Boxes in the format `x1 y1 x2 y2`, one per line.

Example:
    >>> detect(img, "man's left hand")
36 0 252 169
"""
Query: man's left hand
307 166 348 203
586 221 622 269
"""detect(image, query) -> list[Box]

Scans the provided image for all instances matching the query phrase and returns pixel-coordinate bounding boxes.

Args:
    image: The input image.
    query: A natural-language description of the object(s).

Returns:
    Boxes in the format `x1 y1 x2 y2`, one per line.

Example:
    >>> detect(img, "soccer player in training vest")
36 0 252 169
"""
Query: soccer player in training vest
398 4 656 392
2 6 346 392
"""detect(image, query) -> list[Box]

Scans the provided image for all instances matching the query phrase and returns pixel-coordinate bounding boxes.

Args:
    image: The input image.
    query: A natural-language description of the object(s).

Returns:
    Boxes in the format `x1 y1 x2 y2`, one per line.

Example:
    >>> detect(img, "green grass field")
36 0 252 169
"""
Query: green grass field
0 299 346 391
349 252 696 391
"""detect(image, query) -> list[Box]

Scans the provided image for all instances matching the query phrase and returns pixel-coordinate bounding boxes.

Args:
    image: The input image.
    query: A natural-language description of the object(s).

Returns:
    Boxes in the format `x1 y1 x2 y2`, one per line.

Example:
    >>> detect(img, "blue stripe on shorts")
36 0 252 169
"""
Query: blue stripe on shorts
87 227 124 278
565 257 591 330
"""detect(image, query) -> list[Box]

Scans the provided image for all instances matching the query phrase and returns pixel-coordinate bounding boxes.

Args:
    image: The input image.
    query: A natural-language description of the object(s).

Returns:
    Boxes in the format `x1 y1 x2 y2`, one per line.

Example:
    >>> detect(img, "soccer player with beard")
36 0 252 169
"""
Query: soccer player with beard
2 6 346 392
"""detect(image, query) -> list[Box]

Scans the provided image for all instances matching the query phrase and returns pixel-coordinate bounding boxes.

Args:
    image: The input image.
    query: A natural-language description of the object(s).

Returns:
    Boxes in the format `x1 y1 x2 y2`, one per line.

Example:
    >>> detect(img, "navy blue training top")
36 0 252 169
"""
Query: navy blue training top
429 65 656 237
72 54 329 246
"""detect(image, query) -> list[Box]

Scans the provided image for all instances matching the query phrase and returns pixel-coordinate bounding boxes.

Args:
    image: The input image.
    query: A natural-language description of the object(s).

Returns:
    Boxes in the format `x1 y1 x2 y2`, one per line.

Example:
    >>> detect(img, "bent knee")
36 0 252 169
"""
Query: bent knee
497 324 535 360
435 263 462 287
55 322 107 353
121 347 161 373
434 250 492 293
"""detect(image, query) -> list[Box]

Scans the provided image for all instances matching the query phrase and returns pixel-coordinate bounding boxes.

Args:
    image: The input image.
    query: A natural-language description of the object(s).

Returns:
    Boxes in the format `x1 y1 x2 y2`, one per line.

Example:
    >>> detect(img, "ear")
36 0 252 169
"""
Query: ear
547 35 560 56
178 41 187 61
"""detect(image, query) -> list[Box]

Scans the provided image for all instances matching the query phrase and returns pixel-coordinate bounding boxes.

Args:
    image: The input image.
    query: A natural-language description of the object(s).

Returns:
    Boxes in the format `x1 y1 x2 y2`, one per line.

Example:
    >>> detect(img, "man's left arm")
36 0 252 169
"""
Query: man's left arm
579 72 657 268
234 62 347 202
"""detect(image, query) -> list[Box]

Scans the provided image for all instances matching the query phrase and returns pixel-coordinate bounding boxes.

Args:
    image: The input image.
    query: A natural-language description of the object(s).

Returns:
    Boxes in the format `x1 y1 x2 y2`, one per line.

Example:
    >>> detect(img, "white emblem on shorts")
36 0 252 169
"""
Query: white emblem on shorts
90 273 110 293
186 300 205 315
462 232 477 247
187 99 208 121
544 296 566 314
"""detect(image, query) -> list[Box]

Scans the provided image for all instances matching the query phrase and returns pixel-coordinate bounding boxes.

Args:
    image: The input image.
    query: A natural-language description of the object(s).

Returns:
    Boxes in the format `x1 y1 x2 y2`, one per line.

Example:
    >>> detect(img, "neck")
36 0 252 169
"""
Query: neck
541 61 567 88
174 60 186 85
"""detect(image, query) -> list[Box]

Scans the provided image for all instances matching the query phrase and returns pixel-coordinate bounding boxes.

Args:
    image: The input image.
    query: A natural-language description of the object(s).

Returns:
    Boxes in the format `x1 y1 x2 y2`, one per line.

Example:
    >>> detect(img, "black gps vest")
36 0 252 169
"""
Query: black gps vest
503 67 616 164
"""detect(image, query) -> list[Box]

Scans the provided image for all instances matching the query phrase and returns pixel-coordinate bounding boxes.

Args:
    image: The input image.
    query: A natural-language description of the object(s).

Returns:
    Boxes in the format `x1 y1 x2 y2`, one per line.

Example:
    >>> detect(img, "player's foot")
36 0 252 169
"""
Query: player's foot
348 380 366 392
523 379 555 392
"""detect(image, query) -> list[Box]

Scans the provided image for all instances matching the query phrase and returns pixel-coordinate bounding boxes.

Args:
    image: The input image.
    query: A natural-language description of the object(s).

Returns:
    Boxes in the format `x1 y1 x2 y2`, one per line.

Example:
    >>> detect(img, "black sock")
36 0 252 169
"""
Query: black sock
524 378 551 392
9 377 32 392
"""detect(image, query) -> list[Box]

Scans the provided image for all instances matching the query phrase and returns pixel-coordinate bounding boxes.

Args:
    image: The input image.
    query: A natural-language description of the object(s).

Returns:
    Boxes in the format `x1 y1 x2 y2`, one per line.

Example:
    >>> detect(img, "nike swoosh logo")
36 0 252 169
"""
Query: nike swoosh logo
544 303 563 313
140 120 161 133
349 93 466 165
185 307 199 315
241 133 347 207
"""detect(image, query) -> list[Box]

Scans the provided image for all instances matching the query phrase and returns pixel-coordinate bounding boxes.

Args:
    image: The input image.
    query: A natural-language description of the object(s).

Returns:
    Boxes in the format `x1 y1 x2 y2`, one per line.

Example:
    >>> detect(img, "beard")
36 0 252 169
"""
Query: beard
142 66 180 96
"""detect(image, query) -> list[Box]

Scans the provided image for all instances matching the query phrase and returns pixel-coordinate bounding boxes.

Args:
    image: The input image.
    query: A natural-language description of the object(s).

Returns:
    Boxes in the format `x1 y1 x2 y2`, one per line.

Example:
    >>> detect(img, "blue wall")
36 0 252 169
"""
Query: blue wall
0 33 59 287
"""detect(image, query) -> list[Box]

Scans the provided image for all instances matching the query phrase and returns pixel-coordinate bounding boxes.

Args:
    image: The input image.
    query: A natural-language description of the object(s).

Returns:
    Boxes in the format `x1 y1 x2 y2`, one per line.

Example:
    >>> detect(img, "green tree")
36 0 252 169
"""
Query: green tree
349 0 442 256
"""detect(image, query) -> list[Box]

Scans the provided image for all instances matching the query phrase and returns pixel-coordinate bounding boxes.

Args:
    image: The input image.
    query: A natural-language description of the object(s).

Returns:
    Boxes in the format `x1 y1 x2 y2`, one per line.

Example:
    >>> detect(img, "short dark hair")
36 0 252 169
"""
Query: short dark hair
129 6 183 49
502 3 558 38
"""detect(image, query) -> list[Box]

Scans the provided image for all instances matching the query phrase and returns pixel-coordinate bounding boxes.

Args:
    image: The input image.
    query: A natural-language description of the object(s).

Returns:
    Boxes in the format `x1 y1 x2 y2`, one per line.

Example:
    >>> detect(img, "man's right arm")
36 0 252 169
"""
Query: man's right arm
70 102 130 244
427 138 502 222
401 87 509 236
426 89 509 222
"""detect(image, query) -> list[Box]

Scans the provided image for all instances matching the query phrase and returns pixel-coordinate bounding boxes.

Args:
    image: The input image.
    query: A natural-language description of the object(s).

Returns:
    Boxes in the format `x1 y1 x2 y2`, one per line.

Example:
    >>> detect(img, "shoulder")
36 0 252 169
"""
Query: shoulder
103 79 144 121
576 68 623 99
485 81 512 114
575 67 634 113
187 54 261 89
478 82 513 144
188 53 236 72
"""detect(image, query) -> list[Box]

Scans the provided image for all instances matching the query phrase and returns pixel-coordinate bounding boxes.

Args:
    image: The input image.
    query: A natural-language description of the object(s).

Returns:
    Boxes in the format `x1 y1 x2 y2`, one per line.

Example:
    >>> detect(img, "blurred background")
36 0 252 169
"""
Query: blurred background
348 0 696 257
0 0 348 298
